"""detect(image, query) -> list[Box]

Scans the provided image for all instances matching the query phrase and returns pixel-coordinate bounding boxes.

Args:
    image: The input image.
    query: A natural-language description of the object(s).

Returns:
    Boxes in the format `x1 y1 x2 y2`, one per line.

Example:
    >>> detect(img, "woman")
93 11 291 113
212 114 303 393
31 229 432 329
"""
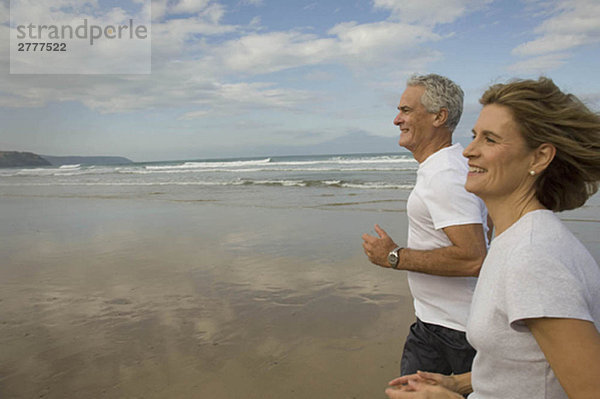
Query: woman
386 77 600 399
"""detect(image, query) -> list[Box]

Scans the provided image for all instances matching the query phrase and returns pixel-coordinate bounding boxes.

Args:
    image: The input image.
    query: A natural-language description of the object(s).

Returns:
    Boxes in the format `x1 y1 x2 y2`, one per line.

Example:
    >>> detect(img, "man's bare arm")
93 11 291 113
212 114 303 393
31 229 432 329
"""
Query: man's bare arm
398 224 486 276
362 223 486 277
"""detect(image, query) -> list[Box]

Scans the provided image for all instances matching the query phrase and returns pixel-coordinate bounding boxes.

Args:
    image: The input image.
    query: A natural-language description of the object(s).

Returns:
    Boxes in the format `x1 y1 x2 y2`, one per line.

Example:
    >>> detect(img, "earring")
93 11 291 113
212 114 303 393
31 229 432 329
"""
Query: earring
529 170 536 176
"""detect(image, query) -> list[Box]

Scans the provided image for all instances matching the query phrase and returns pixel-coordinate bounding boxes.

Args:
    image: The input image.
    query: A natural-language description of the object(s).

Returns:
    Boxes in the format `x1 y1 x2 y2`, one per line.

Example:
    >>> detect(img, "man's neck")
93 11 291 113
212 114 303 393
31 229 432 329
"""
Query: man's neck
412 136 453 164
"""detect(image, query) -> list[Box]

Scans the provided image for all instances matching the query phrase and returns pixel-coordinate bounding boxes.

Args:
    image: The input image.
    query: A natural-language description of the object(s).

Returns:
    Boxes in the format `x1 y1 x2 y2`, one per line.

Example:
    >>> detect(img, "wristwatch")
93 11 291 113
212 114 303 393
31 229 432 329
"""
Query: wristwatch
387 246 403 269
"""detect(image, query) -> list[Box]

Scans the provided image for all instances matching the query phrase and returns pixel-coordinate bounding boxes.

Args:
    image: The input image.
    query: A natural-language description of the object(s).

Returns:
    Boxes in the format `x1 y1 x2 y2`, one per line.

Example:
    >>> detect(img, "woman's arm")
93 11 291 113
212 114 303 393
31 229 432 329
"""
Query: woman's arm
526 317 600 399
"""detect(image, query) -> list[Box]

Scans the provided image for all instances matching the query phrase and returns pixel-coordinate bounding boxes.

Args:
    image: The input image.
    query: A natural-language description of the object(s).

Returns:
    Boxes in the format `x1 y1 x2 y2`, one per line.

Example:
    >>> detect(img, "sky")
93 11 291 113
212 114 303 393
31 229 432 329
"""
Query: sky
1 0 600 162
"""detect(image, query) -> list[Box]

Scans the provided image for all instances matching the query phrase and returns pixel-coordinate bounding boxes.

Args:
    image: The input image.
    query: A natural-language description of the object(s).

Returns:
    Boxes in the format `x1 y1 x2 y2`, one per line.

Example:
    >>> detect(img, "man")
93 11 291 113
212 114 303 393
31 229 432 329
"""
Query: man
362 74 489 377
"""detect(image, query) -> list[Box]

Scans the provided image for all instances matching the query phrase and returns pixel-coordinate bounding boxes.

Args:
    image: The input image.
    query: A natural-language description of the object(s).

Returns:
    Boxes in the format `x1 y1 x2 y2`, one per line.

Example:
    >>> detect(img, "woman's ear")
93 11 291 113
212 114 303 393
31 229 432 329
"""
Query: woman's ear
433 108 449 128
530 143 556 174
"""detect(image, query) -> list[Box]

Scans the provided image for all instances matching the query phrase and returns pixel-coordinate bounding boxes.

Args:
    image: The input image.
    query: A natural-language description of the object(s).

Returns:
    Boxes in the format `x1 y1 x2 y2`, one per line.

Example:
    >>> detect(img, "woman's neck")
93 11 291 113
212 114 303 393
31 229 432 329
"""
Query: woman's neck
485 192 547 236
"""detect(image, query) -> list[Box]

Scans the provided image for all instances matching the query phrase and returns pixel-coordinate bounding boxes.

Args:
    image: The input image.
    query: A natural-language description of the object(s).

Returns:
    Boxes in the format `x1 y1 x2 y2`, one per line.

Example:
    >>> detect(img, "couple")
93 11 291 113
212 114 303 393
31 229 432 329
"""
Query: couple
363 75 600 398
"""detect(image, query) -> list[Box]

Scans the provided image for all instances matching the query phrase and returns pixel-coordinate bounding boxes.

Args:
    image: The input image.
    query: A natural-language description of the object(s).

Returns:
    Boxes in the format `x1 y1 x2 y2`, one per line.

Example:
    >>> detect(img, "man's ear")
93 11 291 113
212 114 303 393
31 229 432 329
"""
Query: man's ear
530 143 556 174
433 108 449 128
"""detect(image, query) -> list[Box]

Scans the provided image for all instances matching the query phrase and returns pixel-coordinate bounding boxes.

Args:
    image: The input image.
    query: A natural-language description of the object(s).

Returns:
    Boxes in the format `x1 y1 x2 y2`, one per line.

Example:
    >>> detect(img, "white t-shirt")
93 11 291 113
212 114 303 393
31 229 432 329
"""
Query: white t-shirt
467 210 600 399
406 143 488 331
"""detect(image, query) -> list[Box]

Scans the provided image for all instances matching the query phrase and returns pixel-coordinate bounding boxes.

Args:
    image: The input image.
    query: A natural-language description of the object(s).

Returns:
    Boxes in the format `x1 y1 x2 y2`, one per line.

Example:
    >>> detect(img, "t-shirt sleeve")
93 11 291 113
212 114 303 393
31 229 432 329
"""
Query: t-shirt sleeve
503 249 593 330
420 168 485 230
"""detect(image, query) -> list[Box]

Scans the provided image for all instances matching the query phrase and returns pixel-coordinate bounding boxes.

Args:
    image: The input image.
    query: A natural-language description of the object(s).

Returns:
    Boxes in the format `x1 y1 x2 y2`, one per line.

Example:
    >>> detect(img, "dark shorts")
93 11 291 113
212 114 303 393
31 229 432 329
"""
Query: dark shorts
400 318 476 376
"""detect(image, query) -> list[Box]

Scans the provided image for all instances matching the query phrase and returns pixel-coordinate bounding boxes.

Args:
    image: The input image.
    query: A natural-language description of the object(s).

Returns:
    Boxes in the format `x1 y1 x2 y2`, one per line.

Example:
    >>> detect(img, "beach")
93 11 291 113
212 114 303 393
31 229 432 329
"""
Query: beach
1 155 598 398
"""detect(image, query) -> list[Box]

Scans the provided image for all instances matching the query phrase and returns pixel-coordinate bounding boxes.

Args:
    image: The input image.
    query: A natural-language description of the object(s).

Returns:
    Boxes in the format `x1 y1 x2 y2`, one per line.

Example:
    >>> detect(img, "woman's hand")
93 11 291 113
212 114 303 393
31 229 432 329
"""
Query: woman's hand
385 379 463 399
388 371 458 392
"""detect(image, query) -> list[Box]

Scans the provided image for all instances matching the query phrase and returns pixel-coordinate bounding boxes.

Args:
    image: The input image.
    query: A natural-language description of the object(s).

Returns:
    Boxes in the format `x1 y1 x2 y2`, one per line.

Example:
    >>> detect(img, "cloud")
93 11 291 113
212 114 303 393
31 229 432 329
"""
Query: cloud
211 21 441 75
507 53 570 73
152 0 225 20
329 21 440 57
0 0 471 116
0 1 9 24
239 0 264 6
512 34 588 56
150 15 237 60
171 0 211 15
180 82 318 120
211 31 334 74
510 0 600 70
7 0 152 73
304 70 335 82
373 0 492 25
579 91 600 110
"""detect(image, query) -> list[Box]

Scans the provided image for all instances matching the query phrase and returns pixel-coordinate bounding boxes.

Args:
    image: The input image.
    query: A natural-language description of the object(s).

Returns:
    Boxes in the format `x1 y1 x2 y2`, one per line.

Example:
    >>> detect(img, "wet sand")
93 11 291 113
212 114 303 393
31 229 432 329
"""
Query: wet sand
0 196 414 398
1 191 598 399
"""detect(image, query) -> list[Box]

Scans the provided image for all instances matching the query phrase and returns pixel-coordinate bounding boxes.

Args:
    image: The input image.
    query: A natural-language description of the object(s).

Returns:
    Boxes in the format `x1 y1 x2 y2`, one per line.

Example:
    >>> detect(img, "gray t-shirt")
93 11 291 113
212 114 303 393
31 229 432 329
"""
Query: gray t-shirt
467 210 600 399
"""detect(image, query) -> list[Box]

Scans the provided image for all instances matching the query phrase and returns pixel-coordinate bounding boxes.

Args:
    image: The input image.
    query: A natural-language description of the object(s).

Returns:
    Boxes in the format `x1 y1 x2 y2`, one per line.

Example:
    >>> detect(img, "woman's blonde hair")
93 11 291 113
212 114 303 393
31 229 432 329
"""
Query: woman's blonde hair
481 77 600 211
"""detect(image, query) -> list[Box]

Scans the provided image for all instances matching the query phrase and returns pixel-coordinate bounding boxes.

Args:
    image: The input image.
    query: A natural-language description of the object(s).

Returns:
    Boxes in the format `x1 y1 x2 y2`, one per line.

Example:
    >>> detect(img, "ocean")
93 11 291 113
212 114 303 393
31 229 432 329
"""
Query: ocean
0 152 418 210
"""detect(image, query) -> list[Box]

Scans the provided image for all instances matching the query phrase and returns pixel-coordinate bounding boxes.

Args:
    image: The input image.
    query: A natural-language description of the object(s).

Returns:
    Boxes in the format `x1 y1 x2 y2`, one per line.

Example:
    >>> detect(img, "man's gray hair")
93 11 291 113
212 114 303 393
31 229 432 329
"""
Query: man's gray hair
407 74 464 132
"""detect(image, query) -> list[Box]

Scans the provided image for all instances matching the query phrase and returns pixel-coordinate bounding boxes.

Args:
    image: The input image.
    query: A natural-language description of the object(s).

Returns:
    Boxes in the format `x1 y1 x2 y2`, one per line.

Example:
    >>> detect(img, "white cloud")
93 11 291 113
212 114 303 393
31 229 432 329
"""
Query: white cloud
213 31 334 74
329 21 440 59
536 0 600 37
239 0 264 6
373 0 492 25
303 2 318 11
304 70 335 82
507 53 570 73
579 91 600 110
0 54 319 115
210 21 441 75
512 33 587 56
180 82 316 119
511 0 600 66
150 0 169 20
0 0 467 116
152 0 225 21
8 0 151 74
150 15 236 60
0 1 9 24
171 0 211 15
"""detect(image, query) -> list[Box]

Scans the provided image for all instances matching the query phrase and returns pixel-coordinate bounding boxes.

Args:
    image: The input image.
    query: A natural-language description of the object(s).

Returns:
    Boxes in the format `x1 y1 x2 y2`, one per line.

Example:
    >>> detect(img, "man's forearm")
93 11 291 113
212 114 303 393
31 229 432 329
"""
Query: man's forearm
398 246 484 277
395 223 487 277
363 223 487 276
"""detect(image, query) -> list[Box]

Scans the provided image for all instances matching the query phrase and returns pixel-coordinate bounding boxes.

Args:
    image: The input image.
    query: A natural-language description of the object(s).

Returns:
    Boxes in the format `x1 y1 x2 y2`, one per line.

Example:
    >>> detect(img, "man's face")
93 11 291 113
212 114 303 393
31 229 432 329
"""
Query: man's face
393 85 437 153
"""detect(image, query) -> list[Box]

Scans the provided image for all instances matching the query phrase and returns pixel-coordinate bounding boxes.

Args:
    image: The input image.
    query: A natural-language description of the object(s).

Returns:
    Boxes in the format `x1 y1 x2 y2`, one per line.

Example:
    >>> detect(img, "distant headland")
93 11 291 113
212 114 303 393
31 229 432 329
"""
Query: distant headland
0 151 133 168
0 151 50 167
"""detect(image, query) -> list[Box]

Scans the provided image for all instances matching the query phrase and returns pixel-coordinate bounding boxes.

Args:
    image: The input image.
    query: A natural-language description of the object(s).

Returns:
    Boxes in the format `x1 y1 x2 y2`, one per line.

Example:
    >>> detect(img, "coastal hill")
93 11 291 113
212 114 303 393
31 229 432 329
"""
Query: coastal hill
42 155 133 166
0 151 51 167
0 151 133 168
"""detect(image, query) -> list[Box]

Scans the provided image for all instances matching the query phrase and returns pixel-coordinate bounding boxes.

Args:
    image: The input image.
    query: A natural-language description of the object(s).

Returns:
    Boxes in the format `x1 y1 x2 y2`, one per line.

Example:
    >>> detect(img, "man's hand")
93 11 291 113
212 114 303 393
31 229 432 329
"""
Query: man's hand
362 224 398 268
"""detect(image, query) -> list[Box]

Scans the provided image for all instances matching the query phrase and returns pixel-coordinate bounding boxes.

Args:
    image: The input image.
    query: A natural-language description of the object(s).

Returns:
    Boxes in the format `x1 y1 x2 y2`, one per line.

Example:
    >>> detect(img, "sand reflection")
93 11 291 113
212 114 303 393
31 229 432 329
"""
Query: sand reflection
0 199 412 398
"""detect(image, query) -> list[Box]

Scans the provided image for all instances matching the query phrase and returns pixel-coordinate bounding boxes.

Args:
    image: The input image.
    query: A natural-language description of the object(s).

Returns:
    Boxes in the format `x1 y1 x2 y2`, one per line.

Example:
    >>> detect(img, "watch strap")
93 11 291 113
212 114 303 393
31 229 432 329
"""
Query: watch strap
389 246 403 269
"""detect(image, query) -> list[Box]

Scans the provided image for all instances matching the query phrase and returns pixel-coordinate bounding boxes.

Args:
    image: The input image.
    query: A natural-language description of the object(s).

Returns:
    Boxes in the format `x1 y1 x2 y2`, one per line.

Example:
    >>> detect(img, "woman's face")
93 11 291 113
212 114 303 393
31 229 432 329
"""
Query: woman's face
463 104 537 203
